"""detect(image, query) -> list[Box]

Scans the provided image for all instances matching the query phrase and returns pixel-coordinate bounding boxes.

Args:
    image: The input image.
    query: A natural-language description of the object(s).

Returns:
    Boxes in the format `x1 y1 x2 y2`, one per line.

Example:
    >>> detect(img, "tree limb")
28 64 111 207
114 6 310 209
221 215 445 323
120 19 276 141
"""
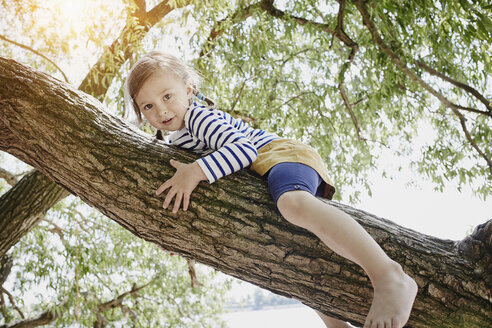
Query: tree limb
94 282 150 326
353 0 492 176
416 61 491 116
0 168 17 186
339 83 362 142
199 1 262 59
0 302 64 328
334 0 359 62
0 287 24 320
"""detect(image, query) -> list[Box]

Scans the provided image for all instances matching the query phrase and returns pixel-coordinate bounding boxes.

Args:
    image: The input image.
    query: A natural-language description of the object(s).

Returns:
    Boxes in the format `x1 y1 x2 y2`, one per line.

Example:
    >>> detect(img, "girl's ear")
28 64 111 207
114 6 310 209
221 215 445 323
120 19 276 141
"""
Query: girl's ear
186 85 194 97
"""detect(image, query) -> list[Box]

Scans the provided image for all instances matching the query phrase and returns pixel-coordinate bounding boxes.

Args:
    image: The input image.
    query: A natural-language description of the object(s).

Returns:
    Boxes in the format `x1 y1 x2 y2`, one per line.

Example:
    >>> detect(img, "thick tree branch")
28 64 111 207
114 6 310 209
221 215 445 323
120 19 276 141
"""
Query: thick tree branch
0 170 68 257
1 57 491 327
353 0 492 176
416 61 492 116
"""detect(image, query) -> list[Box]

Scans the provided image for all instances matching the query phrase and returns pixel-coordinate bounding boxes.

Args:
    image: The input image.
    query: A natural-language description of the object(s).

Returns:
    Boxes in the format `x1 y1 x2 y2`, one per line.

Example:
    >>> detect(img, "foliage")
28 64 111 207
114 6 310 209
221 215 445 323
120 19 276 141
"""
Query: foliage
1 193 229 327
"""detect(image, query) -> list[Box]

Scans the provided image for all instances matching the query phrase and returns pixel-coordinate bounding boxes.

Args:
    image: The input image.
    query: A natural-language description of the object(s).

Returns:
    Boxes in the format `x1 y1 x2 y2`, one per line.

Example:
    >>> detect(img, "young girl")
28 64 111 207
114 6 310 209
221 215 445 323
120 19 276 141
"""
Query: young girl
125 51 417 328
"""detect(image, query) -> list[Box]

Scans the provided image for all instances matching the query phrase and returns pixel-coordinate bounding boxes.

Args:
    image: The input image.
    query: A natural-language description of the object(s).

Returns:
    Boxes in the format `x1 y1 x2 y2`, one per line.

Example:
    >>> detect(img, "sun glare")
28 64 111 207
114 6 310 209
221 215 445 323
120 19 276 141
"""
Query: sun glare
53 0 89 34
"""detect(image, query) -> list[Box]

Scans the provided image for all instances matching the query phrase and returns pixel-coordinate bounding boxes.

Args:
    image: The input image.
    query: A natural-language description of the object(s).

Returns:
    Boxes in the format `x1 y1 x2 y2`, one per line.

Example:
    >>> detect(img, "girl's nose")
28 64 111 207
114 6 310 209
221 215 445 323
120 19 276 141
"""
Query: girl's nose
156 104 168 115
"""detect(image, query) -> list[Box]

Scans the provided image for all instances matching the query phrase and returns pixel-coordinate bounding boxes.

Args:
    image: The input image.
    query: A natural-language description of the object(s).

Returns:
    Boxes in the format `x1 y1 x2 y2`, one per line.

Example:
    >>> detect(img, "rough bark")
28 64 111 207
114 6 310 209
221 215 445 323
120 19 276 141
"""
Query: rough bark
0 0 186 258
0 57 491 327
0 170 69 256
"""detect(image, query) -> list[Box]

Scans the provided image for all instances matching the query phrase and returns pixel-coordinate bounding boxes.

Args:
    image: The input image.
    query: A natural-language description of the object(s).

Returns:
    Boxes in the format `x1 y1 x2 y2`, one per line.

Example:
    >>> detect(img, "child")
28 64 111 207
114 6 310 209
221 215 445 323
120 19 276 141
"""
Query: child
125 51 418 328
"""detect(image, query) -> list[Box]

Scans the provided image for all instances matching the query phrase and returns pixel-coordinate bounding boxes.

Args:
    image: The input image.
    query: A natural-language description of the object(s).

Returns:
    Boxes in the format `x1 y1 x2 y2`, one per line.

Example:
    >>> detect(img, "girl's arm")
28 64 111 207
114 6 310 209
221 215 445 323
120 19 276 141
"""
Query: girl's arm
157 105 259 212
186 106 258 183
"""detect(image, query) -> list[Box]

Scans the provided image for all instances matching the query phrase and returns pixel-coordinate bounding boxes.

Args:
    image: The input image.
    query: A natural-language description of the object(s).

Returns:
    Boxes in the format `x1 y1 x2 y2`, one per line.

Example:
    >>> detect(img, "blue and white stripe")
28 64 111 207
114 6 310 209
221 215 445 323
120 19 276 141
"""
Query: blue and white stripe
168 103 279 183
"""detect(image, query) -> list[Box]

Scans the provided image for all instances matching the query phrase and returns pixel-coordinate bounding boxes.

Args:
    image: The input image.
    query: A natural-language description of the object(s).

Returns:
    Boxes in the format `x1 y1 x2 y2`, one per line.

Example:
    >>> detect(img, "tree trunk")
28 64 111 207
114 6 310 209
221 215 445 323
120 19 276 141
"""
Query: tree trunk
0 171 68 256
0 57 490 327
0 0 186 258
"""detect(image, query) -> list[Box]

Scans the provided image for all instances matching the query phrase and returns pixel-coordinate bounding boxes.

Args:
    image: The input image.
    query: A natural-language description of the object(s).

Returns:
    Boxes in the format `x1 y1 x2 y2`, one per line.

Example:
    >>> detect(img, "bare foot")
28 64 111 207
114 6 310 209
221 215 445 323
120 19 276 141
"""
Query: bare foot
364 263 418 328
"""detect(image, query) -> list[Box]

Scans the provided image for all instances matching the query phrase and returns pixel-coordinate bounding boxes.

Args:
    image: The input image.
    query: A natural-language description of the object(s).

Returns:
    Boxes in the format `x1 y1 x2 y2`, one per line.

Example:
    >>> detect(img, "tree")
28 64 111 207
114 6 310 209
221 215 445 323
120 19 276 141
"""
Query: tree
1 56 491 328
0 0 490 326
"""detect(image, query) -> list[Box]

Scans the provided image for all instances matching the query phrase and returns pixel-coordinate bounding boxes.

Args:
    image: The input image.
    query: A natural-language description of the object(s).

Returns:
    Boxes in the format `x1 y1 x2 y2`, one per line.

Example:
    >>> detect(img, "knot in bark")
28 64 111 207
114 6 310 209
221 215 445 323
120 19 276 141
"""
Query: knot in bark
457 219 492 280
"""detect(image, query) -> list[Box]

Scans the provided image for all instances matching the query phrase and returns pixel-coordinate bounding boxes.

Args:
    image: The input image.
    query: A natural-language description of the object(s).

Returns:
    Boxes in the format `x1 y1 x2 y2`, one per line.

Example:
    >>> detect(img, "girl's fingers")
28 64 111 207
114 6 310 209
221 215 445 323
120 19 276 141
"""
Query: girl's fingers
156 180 171 196
182 194 190 211
172 193 183 213
163 188 177 209
170 159 183 168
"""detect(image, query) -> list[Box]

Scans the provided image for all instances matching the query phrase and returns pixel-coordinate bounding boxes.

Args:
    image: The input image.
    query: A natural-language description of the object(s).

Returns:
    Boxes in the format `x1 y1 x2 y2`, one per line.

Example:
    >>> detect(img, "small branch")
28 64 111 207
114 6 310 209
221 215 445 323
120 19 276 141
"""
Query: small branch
0 34 69 83
260 0 334 34
199 2 261 59
0 168 17 186
354 0 492 176
0 301 65 328
339 84 362 142
0 287 24 319
0 292 7 323
186 258 201 288
334 0 362 143
145 0 192 26
41 218 64 240
417 61 491 116
95 281 151 320
334 0 359 62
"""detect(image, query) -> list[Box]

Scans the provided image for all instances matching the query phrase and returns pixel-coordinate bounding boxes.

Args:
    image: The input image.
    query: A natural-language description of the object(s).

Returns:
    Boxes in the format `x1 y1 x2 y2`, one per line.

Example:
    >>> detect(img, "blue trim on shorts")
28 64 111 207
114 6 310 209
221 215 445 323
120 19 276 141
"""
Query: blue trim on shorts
266 162 324 212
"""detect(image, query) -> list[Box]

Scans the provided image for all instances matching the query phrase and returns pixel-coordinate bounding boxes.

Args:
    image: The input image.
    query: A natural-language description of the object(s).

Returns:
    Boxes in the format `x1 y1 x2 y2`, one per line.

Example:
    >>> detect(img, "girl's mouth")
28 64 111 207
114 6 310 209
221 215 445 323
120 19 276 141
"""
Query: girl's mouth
162 117 173 125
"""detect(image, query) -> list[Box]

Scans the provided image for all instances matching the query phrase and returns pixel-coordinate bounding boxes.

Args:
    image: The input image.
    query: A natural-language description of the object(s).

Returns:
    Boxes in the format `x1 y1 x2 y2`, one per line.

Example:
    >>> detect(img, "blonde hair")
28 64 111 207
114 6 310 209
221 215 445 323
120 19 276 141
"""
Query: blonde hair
125 51 214 124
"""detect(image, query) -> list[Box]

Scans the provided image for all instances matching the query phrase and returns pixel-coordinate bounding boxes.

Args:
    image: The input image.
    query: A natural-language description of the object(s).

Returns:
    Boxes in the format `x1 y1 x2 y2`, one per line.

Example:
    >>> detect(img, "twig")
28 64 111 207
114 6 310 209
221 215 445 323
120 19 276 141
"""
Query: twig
0 34 69 83
0 167 17 185
339 84 362 142
187 258 201 288
417 61 491 116
334 0 362 142
1 286 24 319
41 218 64 240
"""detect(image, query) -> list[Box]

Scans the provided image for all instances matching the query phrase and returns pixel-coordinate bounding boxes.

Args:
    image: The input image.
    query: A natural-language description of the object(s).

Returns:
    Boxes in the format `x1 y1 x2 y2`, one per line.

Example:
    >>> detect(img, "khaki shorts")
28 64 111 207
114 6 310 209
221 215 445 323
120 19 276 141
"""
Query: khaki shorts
250 139 336 199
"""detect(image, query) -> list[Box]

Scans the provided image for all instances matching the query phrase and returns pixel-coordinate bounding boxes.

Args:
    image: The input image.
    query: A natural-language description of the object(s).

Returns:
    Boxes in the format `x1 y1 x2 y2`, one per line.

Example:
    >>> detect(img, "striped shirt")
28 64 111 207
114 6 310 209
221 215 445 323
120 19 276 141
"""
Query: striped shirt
167 103 279 183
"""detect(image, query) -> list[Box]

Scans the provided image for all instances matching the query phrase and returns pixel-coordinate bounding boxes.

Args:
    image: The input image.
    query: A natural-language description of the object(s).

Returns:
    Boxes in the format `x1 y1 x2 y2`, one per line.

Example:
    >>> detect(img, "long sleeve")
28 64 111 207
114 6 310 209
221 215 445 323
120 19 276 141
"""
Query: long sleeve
185 105 259 183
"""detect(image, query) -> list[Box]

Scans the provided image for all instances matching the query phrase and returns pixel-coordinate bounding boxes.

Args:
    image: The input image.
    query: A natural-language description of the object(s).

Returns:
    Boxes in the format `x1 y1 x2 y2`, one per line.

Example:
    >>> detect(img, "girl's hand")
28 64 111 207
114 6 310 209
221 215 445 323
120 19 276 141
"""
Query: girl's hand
156 159 207 213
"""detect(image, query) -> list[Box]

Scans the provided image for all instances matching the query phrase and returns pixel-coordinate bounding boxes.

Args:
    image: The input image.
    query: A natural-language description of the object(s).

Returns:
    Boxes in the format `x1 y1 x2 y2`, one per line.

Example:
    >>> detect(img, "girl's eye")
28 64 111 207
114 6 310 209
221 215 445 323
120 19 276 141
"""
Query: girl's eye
163 94 171 101
143 104 152 110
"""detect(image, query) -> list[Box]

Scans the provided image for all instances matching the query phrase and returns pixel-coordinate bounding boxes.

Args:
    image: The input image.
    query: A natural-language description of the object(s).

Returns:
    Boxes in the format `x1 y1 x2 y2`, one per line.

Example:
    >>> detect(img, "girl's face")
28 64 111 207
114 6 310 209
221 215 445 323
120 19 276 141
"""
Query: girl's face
134 70 193 131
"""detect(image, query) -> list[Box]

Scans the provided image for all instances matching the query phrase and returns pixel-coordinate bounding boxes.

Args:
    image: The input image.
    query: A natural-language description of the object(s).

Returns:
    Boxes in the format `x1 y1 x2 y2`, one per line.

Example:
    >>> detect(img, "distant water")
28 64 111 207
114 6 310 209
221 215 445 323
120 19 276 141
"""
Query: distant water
222 305 326 328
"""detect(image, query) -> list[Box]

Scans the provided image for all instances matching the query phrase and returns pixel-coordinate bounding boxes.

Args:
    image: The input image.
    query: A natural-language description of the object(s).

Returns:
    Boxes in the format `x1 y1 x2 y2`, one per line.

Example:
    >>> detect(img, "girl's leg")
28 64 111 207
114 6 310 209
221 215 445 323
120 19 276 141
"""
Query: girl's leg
276 190 417 328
